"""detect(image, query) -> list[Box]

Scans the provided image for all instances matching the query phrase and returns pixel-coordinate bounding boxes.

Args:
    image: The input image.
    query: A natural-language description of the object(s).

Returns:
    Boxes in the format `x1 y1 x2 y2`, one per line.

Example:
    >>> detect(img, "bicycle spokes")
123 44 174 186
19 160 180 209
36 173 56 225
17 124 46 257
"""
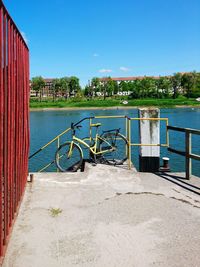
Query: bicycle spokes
55 142 83 172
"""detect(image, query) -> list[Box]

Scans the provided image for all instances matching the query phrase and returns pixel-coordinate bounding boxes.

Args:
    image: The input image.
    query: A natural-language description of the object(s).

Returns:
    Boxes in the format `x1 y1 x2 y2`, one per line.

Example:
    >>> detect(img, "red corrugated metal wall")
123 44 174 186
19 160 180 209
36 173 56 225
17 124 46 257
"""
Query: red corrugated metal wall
0 1 29 259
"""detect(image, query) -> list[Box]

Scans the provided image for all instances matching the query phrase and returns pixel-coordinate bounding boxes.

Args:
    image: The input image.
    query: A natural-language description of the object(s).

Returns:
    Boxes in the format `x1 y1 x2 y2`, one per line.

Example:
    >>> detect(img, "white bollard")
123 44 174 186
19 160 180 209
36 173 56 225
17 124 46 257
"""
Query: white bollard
138 108 160 172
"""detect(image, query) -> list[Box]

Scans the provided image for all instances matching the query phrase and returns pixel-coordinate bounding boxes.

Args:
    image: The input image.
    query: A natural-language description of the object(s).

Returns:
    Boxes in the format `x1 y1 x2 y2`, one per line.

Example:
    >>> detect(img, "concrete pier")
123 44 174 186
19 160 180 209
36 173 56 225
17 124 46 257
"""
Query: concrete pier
2 164 200 267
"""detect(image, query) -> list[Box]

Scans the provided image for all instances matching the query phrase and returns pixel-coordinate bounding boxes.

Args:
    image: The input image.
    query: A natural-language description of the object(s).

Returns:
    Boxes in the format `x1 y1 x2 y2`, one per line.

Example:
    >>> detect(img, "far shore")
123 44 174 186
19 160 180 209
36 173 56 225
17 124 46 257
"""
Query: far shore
30 105 200 111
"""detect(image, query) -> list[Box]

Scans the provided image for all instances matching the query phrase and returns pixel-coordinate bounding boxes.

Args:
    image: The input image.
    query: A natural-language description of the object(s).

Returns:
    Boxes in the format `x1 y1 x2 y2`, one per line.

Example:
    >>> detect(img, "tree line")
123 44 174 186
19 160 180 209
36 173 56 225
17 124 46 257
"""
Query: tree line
31 72 200 101
85 72 200 99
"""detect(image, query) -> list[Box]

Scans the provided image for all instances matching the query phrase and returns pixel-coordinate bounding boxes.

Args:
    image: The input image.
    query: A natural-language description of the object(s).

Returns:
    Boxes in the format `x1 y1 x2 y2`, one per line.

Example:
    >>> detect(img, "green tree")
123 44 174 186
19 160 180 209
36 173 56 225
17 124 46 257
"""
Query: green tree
60 77 70 98
101 82 107 100
68 76 81 97
141 77 157 98
105 78 115 98
31 76 45 101
156 77 172 98
126 81 134 93
194 72 200 97
171 73 182 99
181 72 197 98
84 84 94 98
84 85 89 97
119 81 129 92
52 78 61 101
131 80 142 98
91 77 101 96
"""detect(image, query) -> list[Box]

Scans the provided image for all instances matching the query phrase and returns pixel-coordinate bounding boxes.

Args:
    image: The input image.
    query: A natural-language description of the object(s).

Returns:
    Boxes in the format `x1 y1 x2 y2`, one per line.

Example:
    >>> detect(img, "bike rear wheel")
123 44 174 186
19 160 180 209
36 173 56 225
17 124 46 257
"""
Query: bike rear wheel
99 132 128 165
55 142 83 172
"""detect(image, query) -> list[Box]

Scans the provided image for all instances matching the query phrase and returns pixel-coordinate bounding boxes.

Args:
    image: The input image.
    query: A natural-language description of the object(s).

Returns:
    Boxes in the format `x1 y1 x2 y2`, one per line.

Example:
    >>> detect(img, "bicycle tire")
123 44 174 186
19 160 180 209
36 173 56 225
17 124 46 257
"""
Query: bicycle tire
55 142 83 172
99 132 128 165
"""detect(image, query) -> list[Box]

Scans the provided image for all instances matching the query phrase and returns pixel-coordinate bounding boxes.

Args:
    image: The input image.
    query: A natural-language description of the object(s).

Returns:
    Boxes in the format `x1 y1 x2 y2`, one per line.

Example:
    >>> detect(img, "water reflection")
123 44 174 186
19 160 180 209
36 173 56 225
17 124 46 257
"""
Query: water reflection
29 108 200 176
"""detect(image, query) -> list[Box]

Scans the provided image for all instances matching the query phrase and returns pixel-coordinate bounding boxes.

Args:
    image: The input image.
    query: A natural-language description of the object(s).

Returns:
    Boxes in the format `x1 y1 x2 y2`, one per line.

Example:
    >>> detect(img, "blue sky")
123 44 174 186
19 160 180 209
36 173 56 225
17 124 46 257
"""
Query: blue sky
3 0 200 86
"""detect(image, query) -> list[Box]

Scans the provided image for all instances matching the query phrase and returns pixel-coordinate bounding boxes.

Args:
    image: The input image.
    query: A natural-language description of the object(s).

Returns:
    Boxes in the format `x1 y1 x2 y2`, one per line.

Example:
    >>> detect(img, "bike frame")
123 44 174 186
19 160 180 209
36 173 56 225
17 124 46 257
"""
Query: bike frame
69 132 114 156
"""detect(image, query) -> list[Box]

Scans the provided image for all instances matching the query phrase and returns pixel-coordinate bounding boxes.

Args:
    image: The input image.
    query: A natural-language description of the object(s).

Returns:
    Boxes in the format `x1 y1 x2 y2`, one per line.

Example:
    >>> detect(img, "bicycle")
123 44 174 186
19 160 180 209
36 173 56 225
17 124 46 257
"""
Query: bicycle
55 117 128 172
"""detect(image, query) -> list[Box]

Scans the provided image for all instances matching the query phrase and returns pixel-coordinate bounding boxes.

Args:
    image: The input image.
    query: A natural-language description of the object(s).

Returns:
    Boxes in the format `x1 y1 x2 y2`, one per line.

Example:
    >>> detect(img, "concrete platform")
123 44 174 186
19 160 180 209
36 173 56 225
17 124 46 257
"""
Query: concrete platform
2 164 200 267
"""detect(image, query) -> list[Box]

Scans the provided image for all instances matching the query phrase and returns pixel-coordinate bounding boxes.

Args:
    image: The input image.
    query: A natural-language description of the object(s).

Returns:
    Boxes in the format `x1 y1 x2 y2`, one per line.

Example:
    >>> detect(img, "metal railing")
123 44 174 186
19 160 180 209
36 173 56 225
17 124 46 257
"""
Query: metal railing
29 116 130 171
29 115 169 172
167 126 200 180
130 118 169 147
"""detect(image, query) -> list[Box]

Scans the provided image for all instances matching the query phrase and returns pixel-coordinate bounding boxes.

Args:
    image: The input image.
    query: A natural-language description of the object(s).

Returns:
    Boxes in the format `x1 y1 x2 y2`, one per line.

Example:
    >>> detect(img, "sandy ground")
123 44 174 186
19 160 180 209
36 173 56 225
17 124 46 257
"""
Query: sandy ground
2 164 200 267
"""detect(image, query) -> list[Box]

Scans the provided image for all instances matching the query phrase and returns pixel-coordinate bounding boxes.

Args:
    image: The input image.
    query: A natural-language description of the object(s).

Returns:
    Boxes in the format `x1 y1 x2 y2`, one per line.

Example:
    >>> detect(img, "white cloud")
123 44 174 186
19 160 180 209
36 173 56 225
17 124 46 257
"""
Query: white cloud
93 53 99 57
20 31 28 44
120 66 131 72
99 69 113 73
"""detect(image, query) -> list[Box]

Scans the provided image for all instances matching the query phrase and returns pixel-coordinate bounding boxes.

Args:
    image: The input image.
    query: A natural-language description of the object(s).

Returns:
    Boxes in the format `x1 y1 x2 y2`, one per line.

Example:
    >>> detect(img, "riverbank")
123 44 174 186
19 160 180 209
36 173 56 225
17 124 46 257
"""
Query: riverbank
30 98 200 110
30 105 200 111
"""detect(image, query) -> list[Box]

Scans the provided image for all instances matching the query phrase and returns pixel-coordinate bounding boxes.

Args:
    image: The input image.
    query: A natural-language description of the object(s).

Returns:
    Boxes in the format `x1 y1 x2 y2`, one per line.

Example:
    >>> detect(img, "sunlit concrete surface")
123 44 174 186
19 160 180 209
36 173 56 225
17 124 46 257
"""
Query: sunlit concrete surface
3 163 200 267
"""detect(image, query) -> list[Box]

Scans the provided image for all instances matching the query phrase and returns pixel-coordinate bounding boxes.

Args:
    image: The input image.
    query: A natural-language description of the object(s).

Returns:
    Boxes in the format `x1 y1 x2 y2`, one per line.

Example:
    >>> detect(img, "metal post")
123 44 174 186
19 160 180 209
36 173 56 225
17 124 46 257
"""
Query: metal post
166 119 169 147
185 130 191 180
126 117 128 140
89 118 92 142
57 138 60 172
128 118 132 170
125 117 128 158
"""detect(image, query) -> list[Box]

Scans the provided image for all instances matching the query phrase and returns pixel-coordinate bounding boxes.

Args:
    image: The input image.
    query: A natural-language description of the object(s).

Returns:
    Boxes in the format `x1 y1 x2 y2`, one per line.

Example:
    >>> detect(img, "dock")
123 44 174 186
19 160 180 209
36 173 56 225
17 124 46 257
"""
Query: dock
2 163 200 267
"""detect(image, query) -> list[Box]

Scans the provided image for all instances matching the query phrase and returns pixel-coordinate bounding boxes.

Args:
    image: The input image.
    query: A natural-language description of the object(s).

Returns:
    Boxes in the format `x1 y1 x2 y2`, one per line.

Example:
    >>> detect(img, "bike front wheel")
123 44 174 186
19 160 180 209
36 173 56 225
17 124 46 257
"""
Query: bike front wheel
55 142 83 172
99 132 128 165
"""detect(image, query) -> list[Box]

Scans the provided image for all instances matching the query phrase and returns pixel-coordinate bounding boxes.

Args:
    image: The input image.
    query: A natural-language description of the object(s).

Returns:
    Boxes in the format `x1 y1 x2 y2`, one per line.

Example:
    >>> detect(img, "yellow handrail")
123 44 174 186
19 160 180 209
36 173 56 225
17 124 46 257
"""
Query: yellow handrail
30 115 169 172
130 118 169 147
29 127 71 160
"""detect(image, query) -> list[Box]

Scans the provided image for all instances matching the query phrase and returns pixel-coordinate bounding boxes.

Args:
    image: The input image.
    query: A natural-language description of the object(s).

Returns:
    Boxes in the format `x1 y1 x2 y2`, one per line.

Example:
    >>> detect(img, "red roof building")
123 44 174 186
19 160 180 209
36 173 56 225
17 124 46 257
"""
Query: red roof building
99 76 160 83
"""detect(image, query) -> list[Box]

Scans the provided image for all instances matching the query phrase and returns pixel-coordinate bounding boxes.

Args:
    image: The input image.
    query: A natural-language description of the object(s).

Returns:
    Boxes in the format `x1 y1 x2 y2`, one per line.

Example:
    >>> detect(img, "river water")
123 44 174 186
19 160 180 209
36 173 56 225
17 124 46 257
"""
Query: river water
29 108 200 176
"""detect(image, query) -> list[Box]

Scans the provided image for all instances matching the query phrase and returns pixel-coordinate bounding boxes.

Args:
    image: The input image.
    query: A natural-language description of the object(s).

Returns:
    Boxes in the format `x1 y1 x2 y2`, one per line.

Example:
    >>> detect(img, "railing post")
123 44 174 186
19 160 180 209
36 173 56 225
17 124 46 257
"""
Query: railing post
126 117 128 140
128 118 132 170
185 130 191 180
125 117 128 158
89 118 92 143
166 119 169 147
57 138 60 172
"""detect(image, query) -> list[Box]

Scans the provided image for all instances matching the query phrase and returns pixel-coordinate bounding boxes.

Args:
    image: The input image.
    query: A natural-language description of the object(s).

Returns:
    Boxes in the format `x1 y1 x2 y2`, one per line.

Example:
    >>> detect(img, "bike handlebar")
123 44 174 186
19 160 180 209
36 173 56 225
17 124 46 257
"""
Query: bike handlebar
72 115 128 128
71 117 95 131
73 117 94 127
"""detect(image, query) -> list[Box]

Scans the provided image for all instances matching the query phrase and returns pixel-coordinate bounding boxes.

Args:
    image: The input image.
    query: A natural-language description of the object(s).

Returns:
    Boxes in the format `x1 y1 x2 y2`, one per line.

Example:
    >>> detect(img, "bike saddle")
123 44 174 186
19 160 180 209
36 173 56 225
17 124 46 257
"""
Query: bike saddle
90 123 101 127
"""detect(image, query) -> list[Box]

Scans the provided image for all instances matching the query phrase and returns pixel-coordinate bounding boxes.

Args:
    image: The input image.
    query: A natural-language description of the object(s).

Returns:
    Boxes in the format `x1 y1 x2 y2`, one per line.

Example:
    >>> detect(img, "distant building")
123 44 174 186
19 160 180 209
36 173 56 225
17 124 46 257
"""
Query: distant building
43 78 54 97
30 78 54 97
30 81 36 97
97 76 160 96
99 76 160 84
97 76 173 96
30 78 78 98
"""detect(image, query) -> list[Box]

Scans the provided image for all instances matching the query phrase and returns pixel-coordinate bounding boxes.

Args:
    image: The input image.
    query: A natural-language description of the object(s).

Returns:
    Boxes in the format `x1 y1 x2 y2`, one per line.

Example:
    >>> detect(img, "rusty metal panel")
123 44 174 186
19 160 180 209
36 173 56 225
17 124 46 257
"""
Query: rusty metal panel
0 1 29 260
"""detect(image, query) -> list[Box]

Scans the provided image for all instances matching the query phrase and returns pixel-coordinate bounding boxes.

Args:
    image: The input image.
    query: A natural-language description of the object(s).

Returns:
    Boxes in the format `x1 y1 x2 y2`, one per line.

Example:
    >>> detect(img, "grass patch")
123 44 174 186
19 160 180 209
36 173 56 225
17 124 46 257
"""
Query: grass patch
30 98 200 109
49 207 63 217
